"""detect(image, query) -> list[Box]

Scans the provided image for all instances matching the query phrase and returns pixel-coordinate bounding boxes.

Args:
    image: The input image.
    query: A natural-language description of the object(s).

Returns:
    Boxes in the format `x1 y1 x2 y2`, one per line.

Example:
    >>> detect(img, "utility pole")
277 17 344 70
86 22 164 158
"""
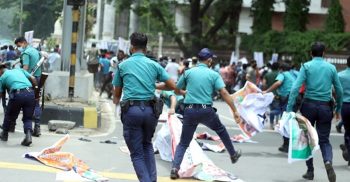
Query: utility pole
19 0 23 35
66 0 86 101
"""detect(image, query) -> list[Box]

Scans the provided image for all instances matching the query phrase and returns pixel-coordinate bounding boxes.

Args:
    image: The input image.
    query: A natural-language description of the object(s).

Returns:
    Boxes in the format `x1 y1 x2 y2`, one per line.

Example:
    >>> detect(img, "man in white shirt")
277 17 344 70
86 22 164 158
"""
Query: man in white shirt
165 58 180 82
47 48 61 72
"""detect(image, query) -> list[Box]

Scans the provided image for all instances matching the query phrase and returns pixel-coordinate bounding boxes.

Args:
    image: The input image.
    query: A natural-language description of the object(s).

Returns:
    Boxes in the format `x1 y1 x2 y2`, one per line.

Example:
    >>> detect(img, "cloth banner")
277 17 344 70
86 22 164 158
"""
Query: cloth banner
24 135 108 182
155 115 243 181
230 81 274 139
275 112 320 163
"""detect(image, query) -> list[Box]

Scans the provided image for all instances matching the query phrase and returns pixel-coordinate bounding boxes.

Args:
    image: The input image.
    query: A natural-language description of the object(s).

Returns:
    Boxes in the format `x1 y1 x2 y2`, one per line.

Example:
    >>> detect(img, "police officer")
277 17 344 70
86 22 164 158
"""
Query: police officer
170 48 241 179
338 56 350 166
287 42 343 182
113 32 176 182
0 64 39 146
263 62 297 153
15 37 42 137
160 90 184 115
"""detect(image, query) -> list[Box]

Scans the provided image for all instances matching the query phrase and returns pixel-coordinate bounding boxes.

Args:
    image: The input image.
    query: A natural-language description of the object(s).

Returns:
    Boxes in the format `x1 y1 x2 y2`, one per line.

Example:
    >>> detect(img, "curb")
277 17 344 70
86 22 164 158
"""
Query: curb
41 104 101 128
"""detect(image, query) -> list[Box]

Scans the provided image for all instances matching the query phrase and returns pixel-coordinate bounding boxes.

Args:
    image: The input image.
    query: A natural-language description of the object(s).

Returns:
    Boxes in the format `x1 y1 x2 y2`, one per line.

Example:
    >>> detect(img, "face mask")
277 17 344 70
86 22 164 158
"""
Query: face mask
18 47 25 52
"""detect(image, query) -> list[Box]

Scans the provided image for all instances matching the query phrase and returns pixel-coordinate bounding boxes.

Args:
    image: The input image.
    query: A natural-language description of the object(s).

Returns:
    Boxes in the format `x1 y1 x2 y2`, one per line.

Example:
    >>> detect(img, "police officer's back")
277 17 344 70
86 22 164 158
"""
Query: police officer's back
170 48 241 179
112 32 176 182
287 42 343 182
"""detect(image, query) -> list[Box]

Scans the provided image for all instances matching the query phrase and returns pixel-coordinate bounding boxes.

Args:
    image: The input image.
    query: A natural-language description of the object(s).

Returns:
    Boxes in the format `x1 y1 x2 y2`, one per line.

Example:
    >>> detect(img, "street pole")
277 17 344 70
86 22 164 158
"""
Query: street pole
69 5 80 101
19 0 23 35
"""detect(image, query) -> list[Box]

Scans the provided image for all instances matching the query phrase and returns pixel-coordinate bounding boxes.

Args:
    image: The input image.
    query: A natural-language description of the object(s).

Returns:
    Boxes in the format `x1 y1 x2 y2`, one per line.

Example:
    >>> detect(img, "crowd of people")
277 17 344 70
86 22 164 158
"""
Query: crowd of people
110 32 349 182
1 33 349 182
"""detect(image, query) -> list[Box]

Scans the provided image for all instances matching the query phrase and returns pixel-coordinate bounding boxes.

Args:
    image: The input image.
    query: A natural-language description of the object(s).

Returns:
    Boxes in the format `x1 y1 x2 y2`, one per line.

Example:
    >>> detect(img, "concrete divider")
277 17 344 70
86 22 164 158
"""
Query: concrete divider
41 104 100 128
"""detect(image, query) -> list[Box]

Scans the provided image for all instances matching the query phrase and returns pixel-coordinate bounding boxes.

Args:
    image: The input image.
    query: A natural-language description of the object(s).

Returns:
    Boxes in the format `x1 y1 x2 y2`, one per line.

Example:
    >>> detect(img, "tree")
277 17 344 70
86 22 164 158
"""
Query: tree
283 0 310 32
251 0 275 34
117 0 242 57
325 0 344 33
0 0 63 39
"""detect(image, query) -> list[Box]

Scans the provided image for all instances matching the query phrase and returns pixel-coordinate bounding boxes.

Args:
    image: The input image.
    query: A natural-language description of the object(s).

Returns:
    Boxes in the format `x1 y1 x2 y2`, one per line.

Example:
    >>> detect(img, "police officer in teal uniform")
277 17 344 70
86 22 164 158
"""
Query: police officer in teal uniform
0 63 39 146
15 37 42 137
263 62 297 153
160 90 184 115
338 56 350 166
113 32 176 182
287 42 343 182
170 48 242 179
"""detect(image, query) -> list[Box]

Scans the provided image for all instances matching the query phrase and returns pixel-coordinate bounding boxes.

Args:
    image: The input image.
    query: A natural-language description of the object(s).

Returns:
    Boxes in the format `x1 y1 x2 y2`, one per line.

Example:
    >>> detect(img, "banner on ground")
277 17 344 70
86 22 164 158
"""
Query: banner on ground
24 135 108 182
154 115 243 181
275 112 320 163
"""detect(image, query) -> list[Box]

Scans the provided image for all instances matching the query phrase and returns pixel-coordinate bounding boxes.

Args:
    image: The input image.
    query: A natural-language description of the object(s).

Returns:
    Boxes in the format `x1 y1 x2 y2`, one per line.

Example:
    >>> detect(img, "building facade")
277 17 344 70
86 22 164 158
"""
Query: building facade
239 0 350 34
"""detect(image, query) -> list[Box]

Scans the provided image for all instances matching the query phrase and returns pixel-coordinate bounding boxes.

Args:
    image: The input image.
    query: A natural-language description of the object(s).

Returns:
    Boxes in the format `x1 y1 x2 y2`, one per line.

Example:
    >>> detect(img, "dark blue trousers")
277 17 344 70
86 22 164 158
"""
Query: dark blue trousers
121 105 158 182
172 106 236 169
2 90 35 133
34 76 42 126
300 100 333 171
341 102 350 161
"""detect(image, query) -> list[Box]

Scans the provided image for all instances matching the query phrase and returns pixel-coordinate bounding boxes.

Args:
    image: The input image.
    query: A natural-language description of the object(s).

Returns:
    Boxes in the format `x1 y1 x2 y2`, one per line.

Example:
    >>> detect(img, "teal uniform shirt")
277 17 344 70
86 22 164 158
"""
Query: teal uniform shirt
177 63 225 105
21 46 41 77
275 71 297 97
338 68 350 103
0 68 32 92
161 90 184 108
287 57 343 112
112 53 170 100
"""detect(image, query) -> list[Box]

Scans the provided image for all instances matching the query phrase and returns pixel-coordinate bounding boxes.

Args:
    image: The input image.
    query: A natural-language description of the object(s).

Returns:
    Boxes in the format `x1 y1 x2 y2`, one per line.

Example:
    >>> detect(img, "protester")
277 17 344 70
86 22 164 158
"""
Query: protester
86 43 100 89
263 62 280 129
220 63 236 94
165 58 180 82
0 46 7 62
286 42 343 182
179 60 190 75
6 45 17 61
169 48 241 180
15 37 42 137
264 62 297 152
236 63 248 89
47 48 61 72
0 63 39 146
246 60 260 86
338 56 350 166
99 54 111 97
113 32 176 182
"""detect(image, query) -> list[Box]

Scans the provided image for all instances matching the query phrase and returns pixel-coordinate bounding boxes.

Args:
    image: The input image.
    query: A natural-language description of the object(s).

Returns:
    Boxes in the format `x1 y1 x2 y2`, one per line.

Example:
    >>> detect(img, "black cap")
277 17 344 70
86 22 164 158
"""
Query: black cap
198 48 217 61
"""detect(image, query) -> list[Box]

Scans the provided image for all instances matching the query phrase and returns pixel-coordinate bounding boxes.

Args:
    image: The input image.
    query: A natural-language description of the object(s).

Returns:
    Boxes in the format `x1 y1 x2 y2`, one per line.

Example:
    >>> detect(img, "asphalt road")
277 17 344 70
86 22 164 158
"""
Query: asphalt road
0 100 348 182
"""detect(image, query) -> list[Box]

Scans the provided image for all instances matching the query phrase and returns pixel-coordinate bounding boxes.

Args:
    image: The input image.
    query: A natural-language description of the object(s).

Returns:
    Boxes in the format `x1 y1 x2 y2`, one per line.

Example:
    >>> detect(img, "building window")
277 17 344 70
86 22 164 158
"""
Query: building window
321 0 331 8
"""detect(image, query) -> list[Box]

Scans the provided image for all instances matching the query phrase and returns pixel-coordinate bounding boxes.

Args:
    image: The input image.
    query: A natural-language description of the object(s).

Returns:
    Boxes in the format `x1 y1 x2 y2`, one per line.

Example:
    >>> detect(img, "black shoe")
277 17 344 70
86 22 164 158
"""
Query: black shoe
32 125 41 137
231 149 242 164
302 170 314 180
340 144 349 161
21 131 32 146
325 161 336 182
336 125 342 133
0 131 8 141
278 145 288 153
170 168 179 180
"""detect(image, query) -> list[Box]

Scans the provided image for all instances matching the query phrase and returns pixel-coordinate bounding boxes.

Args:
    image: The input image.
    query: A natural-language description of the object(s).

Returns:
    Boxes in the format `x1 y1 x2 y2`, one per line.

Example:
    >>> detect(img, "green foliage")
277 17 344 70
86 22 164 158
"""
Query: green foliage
241 31 350 64
86 1 96 39
325 0 344 33
46 37 57 51
283 0 310 32
116 0 242 57
251 0 275 34
0 0 63 39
